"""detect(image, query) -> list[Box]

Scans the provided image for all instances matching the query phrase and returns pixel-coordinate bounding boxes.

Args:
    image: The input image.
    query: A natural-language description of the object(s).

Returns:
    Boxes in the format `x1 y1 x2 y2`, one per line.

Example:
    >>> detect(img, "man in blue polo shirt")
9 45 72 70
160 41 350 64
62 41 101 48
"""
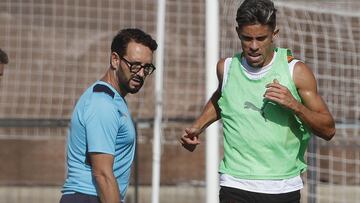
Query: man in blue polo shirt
60 28 157 203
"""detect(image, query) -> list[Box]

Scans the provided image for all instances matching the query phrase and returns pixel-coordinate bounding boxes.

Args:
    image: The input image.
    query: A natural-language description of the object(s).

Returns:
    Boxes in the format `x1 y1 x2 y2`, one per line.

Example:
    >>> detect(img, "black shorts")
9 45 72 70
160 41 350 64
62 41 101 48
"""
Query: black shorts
219 186 301 203
60 192 100 203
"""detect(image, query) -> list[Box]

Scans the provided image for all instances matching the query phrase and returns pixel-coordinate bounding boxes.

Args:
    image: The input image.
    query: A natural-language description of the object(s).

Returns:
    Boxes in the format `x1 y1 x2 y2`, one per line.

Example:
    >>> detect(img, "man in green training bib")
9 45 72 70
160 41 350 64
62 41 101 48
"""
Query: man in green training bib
180 0 335 202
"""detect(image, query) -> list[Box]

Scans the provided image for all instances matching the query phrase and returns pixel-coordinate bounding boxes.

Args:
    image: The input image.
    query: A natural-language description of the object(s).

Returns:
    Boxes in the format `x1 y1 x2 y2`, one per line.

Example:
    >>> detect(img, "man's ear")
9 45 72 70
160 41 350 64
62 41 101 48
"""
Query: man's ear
235 26 241 38
110 52 120 70
272 28 279 41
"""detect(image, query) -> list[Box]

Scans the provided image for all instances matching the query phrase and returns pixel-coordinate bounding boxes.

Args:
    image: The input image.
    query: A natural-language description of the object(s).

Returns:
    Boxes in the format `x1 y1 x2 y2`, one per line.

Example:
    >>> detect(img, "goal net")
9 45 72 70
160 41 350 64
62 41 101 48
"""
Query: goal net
0 0 359 203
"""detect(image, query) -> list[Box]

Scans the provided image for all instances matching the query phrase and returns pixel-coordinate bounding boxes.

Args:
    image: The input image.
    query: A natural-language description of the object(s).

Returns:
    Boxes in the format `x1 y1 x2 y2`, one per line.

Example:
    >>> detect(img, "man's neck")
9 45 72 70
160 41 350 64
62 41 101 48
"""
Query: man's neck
242 51 276 71
100 68 127 97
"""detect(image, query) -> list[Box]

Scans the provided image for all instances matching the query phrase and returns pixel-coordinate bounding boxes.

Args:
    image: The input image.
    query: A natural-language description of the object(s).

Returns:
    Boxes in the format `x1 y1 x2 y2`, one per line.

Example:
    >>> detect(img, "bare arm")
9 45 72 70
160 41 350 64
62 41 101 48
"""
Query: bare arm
90 153 121 203
180 59 225 151
265 61 335 140
191 86 222 132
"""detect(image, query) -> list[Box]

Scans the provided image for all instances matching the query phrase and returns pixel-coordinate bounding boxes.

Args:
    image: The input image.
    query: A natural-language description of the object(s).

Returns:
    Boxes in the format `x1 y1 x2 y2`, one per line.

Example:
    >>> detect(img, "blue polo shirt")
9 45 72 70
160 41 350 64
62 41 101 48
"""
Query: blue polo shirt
62 81 136 201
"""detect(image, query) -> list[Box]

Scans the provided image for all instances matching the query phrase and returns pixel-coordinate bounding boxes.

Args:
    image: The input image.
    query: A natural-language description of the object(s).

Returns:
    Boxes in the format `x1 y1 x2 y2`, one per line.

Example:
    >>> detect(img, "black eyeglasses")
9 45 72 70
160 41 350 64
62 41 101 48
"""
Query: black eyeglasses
121 57 156 76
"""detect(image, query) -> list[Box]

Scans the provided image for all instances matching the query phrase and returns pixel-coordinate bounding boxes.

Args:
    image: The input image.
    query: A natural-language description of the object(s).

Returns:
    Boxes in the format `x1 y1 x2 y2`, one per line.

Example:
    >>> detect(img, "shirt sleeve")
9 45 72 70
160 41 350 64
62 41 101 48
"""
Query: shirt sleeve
84 93 119 155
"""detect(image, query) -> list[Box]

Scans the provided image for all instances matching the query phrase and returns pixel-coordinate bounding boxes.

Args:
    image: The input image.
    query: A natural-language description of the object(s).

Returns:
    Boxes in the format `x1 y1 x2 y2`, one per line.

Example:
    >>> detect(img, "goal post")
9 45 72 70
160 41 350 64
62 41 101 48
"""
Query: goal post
205 1 220 203
152 0 166 203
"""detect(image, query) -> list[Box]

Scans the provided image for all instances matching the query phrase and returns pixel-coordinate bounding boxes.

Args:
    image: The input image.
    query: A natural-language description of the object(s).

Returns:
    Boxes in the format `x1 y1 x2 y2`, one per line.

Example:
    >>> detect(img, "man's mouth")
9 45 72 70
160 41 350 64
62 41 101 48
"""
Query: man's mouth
131 77 143 86
247 53 261 62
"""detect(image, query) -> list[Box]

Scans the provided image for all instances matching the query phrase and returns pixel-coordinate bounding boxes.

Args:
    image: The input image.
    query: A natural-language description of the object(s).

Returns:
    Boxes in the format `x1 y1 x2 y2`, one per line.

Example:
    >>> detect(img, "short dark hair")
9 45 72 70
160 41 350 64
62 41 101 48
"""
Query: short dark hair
111 28 158 57
236 0 277 30
0 48 9 64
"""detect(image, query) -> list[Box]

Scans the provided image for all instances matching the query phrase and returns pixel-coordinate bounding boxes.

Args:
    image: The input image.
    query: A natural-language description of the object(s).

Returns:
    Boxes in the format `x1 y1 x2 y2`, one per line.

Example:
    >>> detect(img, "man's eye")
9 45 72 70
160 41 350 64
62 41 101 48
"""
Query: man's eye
257 37 267 41
242 36 252 41
132 62 142 67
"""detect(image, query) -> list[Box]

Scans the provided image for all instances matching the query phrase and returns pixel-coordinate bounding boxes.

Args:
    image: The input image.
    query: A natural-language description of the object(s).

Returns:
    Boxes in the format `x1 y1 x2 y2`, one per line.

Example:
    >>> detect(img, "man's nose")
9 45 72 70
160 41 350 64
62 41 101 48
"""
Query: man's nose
249 40 259 51
136 67 146 78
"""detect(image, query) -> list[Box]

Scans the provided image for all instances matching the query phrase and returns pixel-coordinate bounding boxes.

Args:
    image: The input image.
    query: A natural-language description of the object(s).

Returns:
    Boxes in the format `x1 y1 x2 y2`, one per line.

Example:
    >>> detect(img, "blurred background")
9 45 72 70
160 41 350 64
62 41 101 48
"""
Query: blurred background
0 0 359 202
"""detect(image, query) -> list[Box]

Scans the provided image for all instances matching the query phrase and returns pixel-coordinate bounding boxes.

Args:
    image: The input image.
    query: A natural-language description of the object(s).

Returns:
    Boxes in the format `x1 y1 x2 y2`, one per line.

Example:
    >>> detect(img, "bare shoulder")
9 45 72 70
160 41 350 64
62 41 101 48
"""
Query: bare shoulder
216 58 226 83
293 61 317 91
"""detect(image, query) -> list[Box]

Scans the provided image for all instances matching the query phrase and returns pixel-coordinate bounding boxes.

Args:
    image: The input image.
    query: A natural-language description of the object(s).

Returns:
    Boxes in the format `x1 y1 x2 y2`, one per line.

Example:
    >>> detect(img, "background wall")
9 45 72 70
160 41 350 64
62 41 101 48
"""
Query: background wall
0 0 359 202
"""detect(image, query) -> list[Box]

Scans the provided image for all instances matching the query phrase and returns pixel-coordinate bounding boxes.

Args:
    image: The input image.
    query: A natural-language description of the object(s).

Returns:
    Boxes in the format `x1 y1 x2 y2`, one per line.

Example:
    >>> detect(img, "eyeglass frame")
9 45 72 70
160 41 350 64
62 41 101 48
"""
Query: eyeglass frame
120 56 156 76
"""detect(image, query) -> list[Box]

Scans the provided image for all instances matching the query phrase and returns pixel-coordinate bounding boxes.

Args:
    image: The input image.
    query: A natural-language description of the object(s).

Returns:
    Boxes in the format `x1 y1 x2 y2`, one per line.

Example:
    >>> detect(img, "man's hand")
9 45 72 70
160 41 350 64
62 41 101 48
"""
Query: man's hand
179 127 202 152
264 79 300 112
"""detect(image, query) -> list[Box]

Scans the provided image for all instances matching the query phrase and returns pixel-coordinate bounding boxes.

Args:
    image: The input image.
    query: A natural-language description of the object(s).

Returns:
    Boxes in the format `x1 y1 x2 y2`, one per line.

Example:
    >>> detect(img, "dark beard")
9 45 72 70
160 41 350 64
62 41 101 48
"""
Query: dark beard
127 75 144 94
